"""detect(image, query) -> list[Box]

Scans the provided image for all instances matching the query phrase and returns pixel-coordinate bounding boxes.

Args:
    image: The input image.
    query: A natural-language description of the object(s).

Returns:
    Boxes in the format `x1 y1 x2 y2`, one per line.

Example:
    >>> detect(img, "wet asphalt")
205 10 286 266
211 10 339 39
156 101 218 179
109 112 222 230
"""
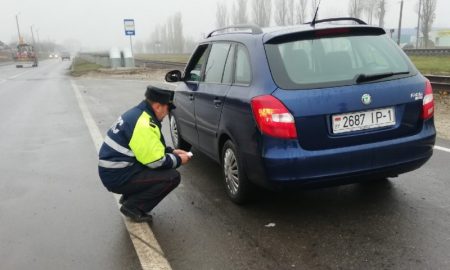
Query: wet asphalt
1 61 450 269
0 61 140 270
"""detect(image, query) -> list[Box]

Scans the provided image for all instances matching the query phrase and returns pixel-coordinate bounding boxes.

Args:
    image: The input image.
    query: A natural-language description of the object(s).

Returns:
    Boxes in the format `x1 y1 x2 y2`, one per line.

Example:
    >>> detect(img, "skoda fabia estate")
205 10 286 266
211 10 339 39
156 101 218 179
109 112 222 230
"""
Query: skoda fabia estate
165 18 436 203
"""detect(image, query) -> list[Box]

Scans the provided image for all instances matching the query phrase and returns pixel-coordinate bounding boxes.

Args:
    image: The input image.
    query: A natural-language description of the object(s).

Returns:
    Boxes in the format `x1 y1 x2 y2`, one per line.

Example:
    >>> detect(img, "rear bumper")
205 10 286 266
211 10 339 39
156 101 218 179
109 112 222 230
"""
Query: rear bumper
248 121 435 187
15 59 37 65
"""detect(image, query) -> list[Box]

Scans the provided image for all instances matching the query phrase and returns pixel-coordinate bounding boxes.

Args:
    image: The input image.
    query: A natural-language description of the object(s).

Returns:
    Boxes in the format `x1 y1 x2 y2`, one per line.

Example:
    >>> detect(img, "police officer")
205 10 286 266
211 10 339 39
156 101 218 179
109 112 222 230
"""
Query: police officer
98 86 191 222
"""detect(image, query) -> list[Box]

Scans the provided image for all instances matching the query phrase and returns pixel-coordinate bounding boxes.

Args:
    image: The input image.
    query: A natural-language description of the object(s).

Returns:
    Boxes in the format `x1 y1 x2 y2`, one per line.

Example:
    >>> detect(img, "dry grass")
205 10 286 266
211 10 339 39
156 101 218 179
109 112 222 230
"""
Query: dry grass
409 55 450 75
70 57 102 77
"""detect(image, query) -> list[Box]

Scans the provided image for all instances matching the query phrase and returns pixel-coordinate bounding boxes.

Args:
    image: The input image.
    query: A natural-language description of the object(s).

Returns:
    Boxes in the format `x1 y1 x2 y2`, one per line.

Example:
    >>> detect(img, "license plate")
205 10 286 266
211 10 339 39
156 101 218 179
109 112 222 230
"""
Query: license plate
332 107 395 134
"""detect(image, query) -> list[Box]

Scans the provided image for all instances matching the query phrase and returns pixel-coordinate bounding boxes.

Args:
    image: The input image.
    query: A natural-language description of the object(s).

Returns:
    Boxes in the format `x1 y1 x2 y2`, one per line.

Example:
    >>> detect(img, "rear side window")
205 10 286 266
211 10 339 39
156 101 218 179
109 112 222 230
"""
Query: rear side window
204 43 231 83
234 45 251 85
265 34 414 89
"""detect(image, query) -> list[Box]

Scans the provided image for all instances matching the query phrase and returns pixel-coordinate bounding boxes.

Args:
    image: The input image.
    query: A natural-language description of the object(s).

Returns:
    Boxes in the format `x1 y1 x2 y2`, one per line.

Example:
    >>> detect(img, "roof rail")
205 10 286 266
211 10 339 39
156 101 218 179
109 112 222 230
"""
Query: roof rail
206 24 263 38
305 17 367 26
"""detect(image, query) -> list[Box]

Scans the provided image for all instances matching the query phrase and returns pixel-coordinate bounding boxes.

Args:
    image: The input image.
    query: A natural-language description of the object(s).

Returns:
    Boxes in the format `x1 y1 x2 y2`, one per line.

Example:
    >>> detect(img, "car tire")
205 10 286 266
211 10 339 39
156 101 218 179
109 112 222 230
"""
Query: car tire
222 140 251 204
169 114 191 151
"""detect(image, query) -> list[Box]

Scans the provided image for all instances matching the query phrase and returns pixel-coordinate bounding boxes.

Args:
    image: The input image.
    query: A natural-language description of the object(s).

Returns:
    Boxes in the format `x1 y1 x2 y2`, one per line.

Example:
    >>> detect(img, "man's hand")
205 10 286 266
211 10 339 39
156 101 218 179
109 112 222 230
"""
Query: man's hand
173 149 192 165
173 149 188 155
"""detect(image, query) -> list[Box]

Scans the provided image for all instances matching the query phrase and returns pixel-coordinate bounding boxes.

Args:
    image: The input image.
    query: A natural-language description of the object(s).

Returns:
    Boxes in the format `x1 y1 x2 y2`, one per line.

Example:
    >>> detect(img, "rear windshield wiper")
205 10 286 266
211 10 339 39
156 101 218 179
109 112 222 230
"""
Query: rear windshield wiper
355 71 410 84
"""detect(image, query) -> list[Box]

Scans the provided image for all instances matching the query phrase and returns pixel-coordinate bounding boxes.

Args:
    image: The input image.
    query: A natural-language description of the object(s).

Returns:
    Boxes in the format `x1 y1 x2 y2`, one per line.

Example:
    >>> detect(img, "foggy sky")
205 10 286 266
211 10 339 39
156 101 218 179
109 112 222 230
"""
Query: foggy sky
1 0 449 51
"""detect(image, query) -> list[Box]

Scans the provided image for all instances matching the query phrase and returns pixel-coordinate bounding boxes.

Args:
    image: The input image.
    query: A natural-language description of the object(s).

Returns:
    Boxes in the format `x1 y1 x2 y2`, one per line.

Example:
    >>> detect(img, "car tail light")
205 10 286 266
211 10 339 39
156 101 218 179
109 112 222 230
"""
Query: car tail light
251 95 297 139
421 80 434 120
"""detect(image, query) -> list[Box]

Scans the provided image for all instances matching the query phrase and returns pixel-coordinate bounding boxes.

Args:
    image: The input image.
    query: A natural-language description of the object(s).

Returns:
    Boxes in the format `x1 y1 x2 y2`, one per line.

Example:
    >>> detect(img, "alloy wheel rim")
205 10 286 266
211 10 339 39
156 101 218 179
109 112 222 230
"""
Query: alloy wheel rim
224 148 239 195
170 117 179 148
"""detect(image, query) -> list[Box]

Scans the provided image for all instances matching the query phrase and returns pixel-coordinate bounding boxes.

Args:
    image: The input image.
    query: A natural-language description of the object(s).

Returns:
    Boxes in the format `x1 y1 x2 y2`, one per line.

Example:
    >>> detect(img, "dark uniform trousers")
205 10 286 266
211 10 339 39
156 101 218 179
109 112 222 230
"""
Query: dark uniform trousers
109 168 181 213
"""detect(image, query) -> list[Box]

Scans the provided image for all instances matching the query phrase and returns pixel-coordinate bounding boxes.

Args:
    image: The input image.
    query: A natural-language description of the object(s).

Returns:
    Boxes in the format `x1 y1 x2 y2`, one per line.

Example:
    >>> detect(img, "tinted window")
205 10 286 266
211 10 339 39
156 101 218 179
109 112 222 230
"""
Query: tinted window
234 45 251 85
266 34 413 89
204 43 231 83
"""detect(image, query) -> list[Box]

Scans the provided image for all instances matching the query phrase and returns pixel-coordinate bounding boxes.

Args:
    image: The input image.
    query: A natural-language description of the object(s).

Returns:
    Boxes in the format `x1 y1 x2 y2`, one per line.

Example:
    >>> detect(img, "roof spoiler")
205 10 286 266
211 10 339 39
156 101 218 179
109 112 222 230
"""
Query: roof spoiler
305 17 367 26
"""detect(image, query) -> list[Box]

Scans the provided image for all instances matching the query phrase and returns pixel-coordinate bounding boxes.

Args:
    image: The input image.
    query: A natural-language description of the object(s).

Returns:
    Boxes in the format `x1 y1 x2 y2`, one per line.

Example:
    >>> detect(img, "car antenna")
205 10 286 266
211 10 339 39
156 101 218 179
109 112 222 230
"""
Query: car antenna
310 0 322 27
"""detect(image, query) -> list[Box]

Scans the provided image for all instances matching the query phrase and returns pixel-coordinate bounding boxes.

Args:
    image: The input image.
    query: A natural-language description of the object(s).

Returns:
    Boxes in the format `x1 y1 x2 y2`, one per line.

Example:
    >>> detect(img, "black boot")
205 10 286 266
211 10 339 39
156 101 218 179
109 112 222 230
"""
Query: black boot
120 205 152 223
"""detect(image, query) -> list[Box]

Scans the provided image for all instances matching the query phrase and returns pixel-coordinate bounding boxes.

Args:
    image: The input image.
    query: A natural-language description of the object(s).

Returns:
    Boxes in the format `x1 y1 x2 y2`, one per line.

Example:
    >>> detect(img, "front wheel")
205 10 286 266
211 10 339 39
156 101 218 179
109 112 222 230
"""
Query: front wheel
169 114 191 151
222 140 251 204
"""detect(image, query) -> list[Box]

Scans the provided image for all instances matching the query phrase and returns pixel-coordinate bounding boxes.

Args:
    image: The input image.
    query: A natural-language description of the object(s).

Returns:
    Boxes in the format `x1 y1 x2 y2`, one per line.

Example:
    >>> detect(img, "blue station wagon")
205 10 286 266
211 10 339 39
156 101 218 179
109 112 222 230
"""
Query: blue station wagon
165 18 436 203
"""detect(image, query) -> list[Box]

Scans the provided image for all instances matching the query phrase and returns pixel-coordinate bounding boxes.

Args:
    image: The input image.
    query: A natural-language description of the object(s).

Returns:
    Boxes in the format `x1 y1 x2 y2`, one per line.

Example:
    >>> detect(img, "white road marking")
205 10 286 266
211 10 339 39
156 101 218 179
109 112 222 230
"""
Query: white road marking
435 145 450 153
0 69 35 85
8 69 34 79
70 80 172 270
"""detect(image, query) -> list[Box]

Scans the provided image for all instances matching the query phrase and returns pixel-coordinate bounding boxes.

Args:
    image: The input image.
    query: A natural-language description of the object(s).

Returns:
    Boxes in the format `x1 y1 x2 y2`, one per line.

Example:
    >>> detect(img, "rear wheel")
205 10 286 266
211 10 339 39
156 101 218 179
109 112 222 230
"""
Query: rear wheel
222 140 251 204
169 114 191 151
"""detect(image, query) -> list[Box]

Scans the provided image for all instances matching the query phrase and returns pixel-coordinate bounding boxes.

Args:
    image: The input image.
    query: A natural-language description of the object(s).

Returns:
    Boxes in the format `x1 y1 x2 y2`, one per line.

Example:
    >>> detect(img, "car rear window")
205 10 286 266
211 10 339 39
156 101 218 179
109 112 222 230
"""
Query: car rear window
265 33 415 89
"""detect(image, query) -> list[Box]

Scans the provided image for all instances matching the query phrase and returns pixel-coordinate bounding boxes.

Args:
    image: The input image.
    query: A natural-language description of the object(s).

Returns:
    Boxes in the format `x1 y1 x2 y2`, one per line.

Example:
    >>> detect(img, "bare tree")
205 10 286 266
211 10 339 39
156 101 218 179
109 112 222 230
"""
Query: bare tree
216 2 229 28
232 0 248 25
166 19 174 53
160 25 168 53
275 0 288 25
252 0 272 27
146 12 185 54
149 27 161 53
420 0 437 48
287 0 295 24
311 0 319 20
172 12 184 53
374 0 386 27
349 0 364 18
363 0 377 24
296 0 308 24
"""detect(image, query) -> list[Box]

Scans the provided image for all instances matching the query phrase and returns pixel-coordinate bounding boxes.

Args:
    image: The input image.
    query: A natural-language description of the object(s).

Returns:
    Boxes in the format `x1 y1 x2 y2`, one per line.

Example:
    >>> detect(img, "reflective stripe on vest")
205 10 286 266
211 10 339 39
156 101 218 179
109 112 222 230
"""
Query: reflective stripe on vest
98 160 133 169
146 156 166 169
104 135 135 157
168 153 178 168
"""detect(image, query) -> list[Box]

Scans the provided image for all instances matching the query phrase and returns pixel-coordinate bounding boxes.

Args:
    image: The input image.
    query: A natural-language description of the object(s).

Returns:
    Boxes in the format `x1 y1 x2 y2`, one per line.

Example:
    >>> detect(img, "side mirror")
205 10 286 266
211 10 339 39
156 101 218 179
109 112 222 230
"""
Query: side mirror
165 70 182 82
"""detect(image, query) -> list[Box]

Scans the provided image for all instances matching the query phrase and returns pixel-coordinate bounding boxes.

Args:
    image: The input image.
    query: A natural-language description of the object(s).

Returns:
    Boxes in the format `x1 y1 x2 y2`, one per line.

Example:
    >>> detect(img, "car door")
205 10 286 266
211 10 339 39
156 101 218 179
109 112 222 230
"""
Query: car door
173 44 209 146
194 42 234 157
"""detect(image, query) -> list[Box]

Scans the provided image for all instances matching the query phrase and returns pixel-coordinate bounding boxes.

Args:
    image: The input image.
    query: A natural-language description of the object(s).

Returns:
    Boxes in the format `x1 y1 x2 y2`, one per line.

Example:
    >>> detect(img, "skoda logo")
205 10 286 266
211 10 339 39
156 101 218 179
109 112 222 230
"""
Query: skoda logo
361 94 372 105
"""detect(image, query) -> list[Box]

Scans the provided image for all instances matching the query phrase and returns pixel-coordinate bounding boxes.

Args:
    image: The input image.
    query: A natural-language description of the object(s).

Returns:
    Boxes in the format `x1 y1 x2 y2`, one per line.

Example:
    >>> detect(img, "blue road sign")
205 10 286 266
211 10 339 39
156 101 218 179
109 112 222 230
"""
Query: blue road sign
124 19 135 36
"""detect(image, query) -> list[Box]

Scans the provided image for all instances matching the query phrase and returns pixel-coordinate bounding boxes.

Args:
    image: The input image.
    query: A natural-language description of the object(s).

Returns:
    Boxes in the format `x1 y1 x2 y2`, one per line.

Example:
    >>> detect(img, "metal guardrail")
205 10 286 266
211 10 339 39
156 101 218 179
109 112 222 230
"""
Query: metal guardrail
134 59 186 69
425 75 450 91
404 48 450 56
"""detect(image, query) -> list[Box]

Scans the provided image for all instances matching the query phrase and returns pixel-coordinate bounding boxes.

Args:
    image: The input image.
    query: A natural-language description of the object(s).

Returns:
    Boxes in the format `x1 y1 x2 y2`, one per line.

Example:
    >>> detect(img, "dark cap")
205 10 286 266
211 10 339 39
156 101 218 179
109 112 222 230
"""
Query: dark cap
145 86 176 110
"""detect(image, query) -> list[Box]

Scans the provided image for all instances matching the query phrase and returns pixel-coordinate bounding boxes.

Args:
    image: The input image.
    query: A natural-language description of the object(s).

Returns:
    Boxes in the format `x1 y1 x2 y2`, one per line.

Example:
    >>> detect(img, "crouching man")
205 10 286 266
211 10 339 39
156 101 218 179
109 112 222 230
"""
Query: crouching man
98 86 191 222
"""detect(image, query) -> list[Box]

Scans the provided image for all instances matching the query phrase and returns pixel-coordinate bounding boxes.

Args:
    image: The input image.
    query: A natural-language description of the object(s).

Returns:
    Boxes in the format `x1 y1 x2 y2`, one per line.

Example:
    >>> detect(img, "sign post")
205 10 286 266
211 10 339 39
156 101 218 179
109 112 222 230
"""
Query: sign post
124 19 135 55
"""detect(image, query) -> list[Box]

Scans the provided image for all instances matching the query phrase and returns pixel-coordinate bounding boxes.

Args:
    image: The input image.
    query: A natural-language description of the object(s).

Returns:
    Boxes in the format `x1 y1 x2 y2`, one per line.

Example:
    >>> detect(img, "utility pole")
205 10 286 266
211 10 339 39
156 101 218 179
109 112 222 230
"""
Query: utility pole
36 28 41 52
15 13 22 44
129 35 133 56
416 0 422 48
30 25 36 45
397 0 404 45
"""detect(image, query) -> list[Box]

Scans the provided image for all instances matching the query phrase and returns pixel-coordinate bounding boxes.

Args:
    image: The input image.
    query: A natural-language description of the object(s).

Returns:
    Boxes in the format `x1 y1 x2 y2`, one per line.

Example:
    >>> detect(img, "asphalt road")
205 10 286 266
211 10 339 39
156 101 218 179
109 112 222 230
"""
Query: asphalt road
1 61 450 269
0 60 141 270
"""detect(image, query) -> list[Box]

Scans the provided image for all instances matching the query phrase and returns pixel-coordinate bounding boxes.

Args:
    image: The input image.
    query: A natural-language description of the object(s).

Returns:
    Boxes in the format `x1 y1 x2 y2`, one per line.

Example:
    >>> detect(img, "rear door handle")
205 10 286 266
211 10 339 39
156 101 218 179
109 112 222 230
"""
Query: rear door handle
189 94 194 101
